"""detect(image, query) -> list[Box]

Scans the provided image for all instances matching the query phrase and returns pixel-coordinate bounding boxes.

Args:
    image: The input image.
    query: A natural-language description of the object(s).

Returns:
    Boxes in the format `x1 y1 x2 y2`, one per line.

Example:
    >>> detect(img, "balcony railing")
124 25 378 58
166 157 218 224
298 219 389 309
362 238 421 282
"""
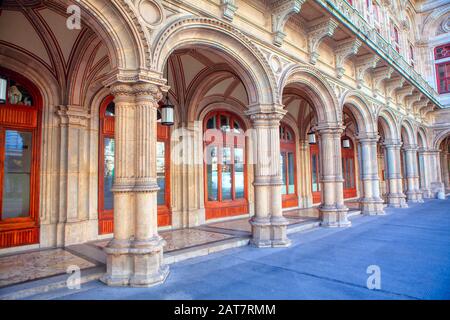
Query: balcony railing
315 0 442 107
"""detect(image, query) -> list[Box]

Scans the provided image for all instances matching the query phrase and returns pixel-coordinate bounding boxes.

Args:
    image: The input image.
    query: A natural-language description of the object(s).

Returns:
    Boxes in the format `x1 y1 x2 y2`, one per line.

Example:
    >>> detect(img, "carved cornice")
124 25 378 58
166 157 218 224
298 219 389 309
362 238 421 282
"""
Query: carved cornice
271 0 305 46
307 18 338 65
57 105 91 128
404 92 422 112
334 38 361 79
355 54 380 88
220 0 237 21
372 66 394 97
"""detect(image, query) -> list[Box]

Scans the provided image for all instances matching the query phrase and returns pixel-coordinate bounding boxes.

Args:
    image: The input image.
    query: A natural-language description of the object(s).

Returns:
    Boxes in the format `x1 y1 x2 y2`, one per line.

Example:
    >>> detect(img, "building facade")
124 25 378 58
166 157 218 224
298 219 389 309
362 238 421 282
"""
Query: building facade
0 0 449 287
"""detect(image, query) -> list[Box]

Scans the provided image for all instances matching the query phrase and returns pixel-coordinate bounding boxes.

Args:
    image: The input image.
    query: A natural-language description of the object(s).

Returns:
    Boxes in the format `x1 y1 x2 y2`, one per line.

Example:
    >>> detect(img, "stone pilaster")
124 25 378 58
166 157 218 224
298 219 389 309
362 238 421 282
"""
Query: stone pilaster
316 124 350 227
56 105 96 246
403 145 423 202
356 133 385 215
417 148 431 198
101 82 169 287
247 107 290 247
383 140 408 208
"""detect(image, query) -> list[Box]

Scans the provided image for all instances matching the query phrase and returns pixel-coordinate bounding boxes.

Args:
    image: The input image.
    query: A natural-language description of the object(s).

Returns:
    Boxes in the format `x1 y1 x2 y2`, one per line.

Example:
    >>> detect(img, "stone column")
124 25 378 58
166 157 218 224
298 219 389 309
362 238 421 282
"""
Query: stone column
428 149 445 197
247 108 290 247
316 124 350 227
298 139 312 208
403 145 423 202
383 140 408 208
357 133 384 215
101 82 169 287
417 148 431 198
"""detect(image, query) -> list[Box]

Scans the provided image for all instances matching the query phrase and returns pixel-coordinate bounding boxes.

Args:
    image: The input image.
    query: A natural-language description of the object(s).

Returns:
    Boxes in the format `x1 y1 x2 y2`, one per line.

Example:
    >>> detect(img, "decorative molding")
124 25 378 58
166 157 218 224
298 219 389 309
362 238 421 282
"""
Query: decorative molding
385 77 405 104
355 54 380 89
334 38 361 79
404 92 422 113
271 0 306 46
396 85 414 105
307 18 338 65
57 105 91 128
372 66 394 97
220 0 238 21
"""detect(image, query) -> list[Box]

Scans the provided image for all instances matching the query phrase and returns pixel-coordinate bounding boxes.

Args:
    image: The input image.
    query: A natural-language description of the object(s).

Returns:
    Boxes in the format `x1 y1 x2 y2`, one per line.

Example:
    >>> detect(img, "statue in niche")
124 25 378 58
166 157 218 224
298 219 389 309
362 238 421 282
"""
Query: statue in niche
8 85 22 104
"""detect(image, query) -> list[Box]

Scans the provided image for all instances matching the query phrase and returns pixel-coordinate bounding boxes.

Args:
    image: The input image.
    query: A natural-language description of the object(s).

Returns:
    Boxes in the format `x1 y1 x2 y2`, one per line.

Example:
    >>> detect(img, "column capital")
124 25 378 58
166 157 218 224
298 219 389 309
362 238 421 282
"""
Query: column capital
402 144 418 152
245 104 286 127
314 122 344 134
110 81 166 104
57 105 91 128
356 132 380 143
383 139 402 148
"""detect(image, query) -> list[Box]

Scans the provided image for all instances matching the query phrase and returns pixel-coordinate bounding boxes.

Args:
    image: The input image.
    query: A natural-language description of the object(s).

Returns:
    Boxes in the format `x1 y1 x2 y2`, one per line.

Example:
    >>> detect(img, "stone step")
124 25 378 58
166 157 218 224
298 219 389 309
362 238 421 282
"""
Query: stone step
0 266 105 300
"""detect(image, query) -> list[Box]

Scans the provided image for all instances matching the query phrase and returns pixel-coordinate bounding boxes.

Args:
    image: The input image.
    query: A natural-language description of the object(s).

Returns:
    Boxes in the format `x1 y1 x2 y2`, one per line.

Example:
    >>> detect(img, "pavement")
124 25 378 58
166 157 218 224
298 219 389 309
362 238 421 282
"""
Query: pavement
32 198 450 300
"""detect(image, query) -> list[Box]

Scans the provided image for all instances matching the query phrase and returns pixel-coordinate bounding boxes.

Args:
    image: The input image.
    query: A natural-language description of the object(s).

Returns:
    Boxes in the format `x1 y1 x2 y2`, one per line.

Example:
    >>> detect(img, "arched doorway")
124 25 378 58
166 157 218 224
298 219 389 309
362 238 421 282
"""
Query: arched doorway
98 96 171 235
0 67 41 248
280 123 298 208
204 110 248 220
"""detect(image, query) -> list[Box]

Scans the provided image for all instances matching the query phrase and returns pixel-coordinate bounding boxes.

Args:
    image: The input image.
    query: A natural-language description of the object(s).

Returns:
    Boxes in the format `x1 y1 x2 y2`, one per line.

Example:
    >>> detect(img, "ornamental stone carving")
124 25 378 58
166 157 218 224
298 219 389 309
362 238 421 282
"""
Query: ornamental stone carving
271 0 306 46
334 38 361 79
307 18 338 65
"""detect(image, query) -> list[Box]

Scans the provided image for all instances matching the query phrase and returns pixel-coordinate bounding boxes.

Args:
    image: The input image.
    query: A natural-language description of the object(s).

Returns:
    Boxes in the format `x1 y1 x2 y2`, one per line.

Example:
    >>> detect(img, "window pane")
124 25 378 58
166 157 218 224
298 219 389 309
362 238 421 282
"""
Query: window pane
206 146 218 201
222 147 232 200
105 102 115 116
103 137 115 210
312 154 318 192
280 153 287 195
220 115 230 132
288 152 295 194
156 141 166 205
206 116 216 129
2 130 32 218
234 148 244 199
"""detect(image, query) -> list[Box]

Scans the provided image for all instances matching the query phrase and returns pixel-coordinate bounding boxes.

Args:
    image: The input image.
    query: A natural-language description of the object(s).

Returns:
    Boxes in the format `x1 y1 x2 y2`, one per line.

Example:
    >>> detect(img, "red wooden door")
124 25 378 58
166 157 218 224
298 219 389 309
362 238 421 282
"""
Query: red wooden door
0 68 41 248
341 138 357 199
310 143 321 204
204 111 248 220
98 96 171 235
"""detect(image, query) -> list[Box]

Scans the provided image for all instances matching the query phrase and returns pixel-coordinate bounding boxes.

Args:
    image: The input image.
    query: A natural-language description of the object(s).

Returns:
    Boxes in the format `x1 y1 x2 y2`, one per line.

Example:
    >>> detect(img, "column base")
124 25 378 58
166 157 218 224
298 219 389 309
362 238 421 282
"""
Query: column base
319 206 351 227
406 190 421 203
387 193 408 208
101 237 169 287
360 198 385 215
270 216 291 248
250 217 291 247
250 217 272 248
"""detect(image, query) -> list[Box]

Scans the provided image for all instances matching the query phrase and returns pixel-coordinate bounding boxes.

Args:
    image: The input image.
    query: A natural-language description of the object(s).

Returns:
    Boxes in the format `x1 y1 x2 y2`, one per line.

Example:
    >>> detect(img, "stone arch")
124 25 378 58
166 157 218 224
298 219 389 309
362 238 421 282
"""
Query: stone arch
341 91 376 134
70 0 148 70
377 108 399 141
196 98 251 130
433 129 450 150
186 66 248 123
281 113 301 143
152 17 277 105
420 4 450 37
417 127 428 149
400 118 417 146
279 65 340 124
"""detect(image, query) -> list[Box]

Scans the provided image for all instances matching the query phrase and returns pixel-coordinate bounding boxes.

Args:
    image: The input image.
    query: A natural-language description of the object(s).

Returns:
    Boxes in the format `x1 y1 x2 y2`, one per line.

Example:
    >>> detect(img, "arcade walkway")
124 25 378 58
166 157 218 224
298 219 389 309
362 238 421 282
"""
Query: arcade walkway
25 198 450 300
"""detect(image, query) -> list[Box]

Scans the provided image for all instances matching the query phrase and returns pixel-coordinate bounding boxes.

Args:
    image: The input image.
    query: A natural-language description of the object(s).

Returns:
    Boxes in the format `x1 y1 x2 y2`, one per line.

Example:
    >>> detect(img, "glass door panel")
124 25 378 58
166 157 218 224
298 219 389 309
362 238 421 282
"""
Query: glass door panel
156 141 166 205
221 147 232 200
103 137 115 211
234 147 244 199
2 130 32 219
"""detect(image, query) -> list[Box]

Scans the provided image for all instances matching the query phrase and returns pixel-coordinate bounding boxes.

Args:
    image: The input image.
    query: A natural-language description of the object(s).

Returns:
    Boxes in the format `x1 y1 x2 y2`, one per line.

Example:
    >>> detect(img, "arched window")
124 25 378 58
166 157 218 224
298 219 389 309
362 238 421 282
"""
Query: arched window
342 137 357 199
204 110 247 220
98 96 171 235
0 67 41 248
280 124 298 208
310 141 321 204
